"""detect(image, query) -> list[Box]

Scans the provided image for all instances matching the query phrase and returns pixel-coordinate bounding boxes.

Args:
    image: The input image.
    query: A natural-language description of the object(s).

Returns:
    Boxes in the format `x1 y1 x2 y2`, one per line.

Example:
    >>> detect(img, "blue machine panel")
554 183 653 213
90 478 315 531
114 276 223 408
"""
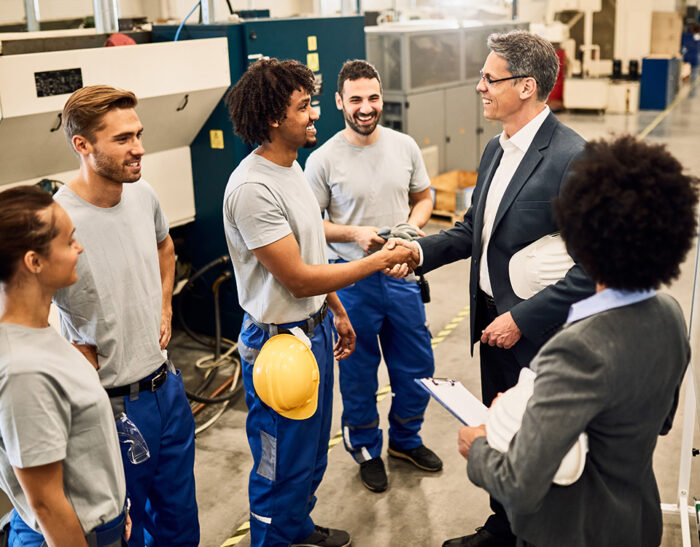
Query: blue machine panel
153 17 365 338
640 56 680 110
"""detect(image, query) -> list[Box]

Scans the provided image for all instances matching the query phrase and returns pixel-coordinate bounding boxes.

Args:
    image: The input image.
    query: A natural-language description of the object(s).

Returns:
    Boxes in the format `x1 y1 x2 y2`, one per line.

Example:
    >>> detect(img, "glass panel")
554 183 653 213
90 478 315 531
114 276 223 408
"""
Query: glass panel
464 28 489 80
409 31 461 89
366 34 403 91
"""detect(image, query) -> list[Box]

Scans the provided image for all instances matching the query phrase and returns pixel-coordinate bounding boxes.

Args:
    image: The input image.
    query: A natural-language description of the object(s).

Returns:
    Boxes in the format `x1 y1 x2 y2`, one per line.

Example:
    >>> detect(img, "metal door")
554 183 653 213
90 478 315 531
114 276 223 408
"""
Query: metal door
405 89 446 172
445 85 479 171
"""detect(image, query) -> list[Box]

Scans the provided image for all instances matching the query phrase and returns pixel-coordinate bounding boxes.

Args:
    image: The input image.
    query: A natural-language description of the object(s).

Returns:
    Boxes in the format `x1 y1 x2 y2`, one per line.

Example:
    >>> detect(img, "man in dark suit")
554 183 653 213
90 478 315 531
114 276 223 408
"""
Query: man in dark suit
390 30 595 547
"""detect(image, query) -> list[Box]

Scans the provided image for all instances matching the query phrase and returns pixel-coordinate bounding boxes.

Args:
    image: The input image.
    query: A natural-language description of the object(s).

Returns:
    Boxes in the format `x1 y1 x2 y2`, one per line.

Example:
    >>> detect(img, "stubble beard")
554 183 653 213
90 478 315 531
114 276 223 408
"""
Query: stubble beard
93 148 141 184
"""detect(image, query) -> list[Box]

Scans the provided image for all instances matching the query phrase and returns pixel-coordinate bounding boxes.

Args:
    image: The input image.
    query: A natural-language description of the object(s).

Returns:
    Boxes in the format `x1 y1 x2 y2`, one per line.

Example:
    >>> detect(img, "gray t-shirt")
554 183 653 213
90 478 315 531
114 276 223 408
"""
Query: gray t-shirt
53 181 169 387
223 152 327 324
0 324 126 534
305 126 431 261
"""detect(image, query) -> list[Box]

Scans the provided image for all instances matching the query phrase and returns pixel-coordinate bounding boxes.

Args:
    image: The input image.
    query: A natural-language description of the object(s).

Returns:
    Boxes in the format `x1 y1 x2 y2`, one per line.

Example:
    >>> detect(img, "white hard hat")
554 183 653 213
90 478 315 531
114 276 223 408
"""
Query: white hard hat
509 233 574 300
486 367 588 486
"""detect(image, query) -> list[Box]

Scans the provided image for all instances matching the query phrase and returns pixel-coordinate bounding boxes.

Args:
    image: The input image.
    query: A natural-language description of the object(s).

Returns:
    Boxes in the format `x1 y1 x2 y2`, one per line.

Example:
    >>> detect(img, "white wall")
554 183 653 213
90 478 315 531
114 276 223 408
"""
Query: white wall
166 0 316 19
516 0 548 22
650 0 679 10
0 0 152 24
0 0 317 25
615 0 652 67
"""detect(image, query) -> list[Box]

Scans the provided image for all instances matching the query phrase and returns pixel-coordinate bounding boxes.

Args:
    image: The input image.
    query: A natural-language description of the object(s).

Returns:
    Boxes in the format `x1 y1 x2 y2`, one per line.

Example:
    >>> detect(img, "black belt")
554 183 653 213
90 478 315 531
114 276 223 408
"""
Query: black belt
480 290 496 307
250 302 328 338
106 363 168 398
479 290 499 321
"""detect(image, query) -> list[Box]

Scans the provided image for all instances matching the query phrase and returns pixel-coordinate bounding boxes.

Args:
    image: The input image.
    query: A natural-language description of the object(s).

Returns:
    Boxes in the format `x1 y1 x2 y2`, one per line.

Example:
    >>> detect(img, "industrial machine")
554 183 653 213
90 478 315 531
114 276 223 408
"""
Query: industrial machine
365 19 527 175
0 34 231 225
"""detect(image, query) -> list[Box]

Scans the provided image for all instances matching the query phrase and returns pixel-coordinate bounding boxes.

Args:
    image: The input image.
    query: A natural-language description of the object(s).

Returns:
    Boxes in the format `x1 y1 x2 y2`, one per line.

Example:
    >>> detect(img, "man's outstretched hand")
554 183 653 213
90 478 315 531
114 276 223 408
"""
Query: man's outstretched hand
380 238 420 278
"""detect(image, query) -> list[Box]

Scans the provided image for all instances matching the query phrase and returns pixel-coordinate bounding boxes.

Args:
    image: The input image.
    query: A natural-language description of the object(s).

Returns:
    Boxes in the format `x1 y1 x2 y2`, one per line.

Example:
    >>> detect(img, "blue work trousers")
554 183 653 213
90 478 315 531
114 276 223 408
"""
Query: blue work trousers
116 366 199 547
8 507 127 546
238 312 334 547
8 511 46 547
335 268 434 462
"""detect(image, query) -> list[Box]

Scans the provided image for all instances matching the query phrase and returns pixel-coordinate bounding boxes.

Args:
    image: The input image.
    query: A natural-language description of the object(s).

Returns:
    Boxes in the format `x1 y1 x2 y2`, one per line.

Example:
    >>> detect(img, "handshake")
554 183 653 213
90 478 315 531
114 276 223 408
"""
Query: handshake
376 238 421 278
355 223 423 278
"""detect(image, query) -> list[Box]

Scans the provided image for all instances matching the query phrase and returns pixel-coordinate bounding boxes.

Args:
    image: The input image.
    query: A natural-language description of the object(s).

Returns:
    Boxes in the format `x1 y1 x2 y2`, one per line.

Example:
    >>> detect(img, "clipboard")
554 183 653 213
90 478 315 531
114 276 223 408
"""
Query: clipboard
416 377 488 426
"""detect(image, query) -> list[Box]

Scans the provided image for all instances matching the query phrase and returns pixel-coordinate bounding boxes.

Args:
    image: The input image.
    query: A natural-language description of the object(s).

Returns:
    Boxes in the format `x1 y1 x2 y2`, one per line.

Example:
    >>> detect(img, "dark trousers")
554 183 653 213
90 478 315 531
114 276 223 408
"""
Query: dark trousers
477 290 523 543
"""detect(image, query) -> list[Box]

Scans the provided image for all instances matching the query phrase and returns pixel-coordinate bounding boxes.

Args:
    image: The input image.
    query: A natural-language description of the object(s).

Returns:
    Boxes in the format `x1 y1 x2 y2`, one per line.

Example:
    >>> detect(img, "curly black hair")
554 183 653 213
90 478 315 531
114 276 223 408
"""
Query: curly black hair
226 58 315 145
337 59 382 96
554 135 699 290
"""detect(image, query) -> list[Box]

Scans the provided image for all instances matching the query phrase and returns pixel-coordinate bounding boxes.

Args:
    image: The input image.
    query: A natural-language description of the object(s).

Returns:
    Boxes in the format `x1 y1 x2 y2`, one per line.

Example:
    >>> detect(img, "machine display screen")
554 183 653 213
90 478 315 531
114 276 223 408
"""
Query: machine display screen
34 68 83 97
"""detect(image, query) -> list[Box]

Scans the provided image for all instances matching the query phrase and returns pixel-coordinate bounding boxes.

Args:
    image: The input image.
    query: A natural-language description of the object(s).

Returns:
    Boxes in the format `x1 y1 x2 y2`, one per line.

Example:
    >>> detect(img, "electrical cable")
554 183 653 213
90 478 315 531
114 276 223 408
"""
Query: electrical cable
176 255 232 349
212 271 231 361
35 179 64 195
177 257 242 410
194 365 241 435
174 0 201 42
185 344 241 403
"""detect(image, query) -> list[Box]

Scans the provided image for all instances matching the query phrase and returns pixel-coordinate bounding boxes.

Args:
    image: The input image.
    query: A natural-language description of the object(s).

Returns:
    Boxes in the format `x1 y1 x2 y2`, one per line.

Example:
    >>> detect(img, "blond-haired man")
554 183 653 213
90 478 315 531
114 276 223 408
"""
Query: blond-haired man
53 85 199 547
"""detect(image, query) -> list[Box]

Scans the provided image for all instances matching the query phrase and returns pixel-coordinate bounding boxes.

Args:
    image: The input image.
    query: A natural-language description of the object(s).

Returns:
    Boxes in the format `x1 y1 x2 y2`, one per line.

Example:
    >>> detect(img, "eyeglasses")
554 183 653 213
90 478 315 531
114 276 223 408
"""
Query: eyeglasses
479 70 529 87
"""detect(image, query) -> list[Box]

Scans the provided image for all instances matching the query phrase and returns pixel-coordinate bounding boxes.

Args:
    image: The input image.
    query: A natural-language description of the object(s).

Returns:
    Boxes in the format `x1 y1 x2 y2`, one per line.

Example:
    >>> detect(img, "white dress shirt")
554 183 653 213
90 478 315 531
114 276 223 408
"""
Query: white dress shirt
479 106 550 297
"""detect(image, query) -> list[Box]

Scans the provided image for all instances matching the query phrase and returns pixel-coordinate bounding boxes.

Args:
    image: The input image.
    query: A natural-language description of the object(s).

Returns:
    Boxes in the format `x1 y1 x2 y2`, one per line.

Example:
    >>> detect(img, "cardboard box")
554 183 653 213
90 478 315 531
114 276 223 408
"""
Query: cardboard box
431 170 477 213
650 11 683 56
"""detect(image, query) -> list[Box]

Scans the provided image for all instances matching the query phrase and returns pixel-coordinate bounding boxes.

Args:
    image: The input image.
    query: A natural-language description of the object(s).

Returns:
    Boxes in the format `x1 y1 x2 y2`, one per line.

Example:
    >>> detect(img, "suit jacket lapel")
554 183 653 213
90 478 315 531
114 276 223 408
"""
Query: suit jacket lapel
491 113 558 234
473 145 503 257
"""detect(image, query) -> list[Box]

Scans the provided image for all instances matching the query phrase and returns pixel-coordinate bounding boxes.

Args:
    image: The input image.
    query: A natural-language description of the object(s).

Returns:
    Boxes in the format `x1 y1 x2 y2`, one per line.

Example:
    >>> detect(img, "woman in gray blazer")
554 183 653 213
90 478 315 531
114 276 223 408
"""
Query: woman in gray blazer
454 135 699 547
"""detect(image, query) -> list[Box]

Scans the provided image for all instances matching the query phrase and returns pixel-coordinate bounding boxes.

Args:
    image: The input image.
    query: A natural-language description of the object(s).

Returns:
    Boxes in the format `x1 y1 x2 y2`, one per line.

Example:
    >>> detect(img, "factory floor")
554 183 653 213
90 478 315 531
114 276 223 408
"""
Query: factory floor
174 78 700 547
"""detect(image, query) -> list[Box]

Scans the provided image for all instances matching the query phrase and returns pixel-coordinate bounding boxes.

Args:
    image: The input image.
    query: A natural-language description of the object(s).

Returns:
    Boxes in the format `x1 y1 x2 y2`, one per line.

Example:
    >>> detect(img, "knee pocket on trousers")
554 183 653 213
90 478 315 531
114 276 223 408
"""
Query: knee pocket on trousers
257 430 277 481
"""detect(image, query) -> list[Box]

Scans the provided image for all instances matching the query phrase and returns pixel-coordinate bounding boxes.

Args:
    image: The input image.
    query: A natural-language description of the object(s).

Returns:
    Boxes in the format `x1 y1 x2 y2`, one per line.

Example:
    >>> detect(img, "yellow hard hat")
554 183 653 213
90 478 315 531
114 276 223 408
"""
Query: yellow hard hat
253 334 319 420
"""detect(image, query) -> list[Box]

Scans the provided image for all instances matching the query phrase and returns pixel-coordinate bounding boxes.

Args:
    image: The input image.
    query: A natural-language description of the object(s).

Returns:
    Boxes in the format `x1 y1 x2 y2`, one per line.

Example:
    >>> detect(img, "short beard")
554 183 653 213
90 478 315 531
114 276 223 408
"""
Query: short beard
343 110 379 136
303 137 318 149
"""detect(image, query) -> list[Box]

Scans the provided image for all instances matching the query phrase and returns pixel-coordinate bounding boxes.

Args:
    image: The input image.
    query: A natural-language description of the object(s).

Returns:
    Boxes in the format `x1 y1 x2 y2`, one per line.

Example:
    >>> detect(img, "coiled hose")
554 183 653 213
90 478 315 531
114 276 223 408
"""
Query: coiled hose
176 256 243 426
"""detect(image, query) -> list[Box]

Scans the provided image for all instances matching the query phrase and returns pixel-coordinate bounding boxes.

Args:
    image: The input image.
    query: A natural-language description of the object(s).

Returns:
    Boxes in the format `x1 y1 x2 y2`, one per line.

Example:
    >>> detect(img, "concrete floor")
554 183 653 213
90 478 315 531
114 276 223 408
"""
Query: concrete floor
176 78 700 547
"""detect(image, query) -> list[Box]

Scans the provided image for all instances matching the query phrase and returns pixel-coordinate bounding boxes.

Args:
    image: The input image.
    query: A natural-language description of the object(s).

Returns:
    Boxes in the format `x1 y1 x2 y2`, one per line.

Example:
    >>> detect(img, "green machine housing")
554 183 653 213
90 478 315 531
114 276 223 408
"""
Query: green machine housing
152 16 365 339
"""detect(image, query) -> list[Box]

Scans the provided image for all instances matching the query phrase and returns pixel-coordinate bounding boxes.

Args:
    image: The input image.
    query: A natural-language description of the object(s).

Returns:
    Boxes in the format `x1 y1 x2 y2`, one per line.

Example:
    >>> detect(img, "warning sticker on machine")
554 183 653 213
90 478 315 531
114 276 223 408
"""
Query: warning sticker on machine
210 130 224 150
307 53 320 72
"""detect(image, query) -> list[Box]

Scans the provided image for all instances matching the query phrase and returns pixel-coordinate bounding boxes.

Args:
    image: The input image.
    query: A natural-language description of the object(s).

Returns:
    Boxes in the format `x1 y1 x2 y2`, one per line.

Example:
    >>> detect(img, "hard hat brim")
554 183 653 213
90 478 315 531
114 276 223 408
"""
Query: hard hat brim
278 391 318 420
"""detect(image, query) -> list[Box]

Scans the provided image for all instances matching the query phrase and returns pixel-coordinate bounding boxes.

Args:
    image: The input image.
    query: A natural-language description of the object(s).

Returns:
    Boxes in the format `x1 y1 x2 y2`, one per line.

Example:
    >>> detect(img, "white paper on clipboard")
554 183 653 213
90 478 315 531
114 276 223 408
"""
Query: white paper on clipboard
416 377 488 426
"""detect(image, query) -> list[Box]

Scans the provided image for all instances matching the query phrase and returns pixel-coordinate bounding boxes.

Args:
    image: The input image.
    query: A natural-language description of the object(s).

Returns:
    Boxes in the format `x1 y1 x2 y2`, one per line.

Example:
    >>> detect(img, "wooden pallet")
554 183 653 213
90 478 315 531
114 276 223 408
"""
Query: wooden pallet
430 208 467 225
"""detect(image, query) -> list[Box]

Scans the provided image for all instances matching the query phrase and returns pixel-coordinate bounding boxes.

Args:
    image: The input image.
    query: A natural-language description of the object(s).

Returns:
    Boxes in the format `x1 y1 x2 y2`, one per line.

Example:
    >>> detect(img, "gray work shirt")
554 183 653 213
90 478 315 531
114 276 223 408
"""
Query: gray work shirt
305 126 431 261
0 324 126 534
223 152 327 324
53 181 169 388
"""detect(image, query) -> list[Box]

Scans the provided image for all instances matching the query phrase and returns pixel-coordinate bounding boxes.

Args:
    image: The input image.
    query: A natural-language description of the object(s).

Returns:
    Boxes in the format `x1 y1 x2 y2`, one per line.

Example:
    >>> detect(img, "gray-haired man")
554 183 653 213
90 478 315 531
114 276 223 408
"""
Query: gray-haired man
391 30 595 547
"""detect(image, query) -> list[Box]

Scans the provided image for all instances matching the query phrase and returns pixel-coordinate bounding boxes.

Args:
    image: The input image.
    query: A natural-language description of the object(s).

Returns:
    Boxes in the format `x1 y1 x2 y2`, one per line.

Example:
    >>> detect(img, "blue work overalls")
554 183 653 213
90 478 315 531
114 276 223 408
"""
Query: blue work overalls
238 311 334 547
335 267 434 462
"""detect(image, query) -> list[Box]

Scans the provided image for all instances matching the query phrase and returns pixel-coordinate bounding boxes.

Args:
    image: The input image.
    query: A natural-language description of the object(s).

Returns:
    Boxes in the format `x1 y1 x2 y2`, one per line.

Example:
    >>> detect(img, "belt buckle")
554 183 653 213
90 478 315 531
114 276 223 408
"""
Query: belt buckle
150 368 167 391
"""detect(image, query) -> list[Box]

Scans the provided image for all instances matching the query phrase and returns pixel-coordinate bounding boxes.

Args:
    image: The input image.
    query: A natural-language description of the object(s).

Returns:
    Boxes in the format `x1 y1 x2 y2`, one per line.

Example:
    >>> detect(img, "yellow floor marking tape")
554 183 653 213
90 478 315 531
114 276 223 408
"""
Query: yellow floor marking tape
637 78 700 140
220 520 250 546
220 303 470 546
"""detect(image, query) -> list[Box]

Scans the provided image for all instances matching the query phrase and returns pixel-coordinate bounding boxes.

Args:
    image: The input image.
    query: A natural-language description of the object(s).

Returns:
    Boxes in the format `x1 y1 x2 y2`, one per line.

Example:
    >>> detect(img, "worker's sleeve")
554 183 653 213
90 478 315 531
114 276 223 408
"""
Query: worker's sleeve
224 182 292 251
0 372 71 468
